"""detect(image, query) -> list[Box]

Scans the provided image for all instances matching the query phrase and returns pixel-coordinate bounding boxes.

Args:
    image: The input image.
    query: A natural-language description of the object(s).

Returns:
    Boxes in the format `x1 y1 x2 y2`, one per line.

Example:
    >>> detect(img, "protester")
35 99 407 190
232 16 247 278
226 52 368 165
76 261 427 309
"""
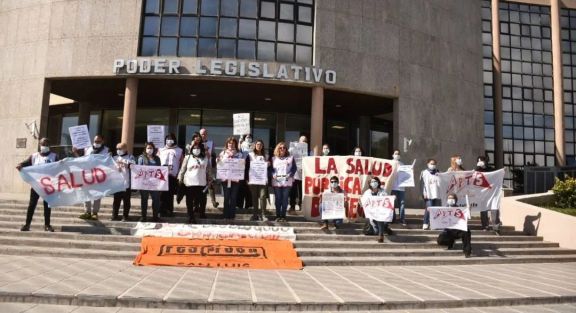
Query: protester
390 149 407 226
236 134 253 211
475 155 501 231
158 133 184 217
240 134 254 153
247 139 269 221
447 154 465 172
178 141 210 223
420 158 440 230
436 193 472 257
16 138 57 232
79 135 110 220
199 128 219 210
271 142 297 222
111 142 135 221
137 142 161 222
289 135 308 212
321 143 330 156
359 177 393 242
319 176 346 230
218 137 244 220
352 146 364 156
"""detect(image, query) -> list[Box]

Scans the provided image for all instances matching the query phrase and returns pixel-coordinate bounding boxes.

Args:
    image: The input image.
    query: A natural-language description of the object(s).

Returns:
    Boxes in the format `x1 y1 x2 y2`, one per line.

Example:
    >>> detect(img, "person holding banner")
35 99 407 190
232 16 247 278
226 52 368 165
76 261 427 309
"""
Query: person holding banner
111 142 135 221
271 142 297 222
321 143 331 156
288 135 308 213
236 134 253 211
352 146 365 156
199 128 219 210
319 176 346 230
420 159 441 230
359 177 393 242
447 155 465 172
391 150 407 226
436 193 472 258
79 135 110 220
475 156 501 231
218 137 245 220
178 142 211 223
138 142 162 222
248 139 269 221
158 133 184 217
16 138 57 232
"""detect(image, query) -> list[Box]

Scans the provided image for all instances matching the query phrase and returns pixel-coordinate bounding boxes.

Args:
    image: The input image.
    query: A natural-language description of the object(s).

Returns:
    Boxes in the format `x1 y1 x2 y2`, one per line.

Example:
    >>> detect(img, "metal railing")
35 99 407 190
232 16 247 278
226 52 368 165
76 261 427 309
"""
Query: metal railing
523 166 576 194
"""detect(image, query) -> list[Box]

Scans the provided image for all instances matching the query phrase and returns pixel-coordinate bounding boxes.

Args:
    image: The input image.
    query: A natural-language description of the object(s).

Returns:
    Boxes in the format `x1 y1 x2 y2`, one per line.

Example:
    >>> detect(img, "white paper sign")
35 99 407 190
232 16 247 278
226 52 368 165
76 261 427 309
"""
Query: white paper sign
130 165 169 191
147 125 166 149
397 163 415 188
248 160 268 185
361 195 396 222
428 206 469 231
438 169 505 212
233 113 250 135
217 158 246 181
69 125 92 149
289 142 308 179
321 193 346 220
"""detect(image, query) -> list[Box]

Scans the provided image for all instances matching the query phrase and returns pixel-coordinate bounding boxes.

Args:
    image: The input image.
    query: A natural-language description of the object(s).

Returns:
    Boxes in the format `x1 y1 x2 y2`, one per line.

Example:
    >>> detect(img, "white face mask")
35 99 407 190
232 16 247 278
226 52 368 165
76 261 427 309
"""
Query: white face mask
146 148 154 155
456 158 463 166
192 148 201 156
116 149 125 156
245 137 252 143
354 150 362 156
370 181 379 189
40 146 50 154
322 148 329 156
393 154 400 160
93 143 102 149
330 182 339 188
447 199 456 206
428 164 436 170
166 139 174 146
477 161 485 168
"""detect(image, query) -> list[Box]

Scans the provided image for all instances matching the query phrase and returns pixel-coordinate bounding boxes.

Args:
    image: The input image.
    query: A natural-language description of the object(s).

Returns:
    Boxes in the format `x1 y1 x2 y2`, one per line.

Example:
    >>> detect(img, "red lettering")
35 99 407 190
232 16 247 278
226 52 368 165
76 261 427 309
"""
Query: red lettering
348 198 359 218
69 173 83 188
383 163 393 177
314 157 326 174
345 158 354 174
93 167 107 183
353 159 364 175
40 177 55 195
371 161 382 176
351 177 361 194
311 197 320 217
82 169 95 185
57 174 71 192
304 177 314 194
326 158 337 174
473 172 491 188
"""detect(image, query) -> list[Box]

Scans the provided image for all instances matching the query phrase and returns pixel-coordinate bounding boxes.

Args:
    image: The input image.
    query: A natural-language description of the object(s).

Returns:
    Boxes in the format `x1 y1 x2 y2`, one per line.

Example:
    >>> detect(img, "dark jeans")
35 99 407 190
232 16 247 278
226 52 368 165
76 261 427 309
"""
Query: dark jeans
274 187 291 218
140 190 160 220
249 184 268 216
376 221 390 237
25 189 50 226
424 198 441 225
185 186 204 219
112 189 131 218
438 229 472 256
236 180 252 209
289 179 302 210
481 210 501 229
222 181 240 219
160 176 177 216
391 190 406 223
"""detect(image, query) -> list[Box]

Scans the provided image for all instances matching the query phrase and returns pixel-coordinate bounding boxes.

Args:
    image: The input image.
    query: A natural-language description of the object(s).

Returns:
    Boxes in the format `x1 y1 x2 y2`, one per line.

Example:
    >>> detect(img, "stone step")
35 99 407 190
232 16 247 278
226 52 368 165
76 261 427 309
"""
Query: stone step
296 247 576 257
0 235 140 252
0 245 135 260
294 233 541 242
0 228 141 243
294 240 560 249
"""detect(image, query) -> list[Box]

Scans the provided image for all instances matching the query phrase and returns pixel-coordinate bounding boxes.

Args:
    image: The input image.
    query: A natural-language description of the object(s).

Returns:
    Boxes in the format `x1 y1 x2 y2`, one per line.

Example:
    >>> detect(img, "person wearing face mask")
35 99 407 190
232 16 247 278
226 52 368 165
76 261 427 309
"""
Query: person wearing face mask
199 128 219 210
111 143 135 221
352 147 364 157
158 133 184 218
79 135 110 220
248 139 270 221
218 137 245 220
390 150 407 226
289 135 309 213
447 155 465 172
319 176 347 230
475 155 500 231
359 177 393 242
437 193 472 258
271 142 297 222
321 144 330 156
178 142 211 223
420 158 440 230
16 138 58 232
137 142 162 222
237 134 253 211
240 134 254 154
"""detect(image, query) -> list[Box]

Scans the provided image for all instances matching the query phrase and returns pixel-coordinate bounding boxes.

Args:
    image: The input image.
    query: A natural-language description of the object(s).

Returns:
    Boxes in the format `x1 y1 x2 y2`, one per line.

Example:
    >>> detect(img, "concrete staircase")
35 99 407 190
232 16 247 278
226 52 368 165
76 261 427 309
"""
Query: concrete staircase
0 199 575 266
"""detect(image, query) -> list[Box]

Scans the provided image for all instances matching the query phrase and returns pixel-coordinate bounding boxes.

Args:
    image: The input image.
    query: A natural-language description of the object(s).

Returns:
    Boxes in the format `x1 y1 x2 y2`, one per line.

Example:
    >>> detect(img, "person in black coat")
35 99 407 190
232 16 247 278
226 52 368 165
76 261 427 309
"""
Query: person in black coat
436 193 472 258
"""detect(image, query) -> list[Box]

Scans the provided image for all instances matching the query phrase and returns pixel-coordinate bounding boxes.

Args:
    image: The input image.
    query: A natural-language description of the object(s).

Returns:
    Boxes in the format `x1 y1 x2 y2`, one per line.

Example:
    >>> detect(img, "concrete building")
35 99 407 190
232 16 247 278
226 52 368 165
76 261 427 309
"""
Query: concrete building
0 0 574 205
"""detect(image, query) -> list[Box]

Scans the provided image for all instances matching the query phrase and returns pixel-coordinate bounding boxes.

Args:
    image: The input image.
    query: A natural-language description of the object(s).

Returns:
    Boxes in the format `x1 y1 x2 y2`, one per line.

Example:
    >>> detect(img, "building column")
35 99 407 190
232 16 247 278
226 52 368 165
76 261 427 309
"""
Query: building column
121 78 138 154
78 102 91 128
359 115 371 153
310 86 324 156
551 0 566 166
492 0 504 169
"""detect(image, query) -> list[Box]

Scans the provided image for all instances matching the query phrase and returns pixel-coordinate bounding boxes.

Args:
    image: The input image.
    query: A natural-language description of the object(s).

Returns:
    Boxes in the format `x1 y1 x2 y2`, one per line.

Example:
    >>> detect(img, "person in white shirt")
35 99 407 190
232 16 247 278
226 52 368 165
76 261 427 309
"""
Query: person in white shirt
16 138 58 232
319 176 346 230
178 141 211 223
200 128 219 210
79 135 110 220
436 193 472 258
390 149 407 226
112 142 135 221
420 158 441 230
218 137 245 220
237 134 253 210
158 133 183 217
289 135 308 212
359 177 393 243
247 139 269 221
271 142 297 222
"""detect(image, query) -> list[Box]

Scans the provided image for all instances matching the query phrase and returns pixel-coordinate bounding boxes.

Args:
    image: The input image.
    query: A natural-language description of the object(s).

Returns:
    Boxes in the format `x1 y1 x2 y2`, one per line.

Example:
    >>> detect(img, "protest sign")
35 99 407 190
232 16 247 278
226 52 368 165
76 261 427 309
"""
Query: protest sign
302 156 398 220
217 158 246 181
233 113 250 135
396 160 416 188
289 142 308 179
147 125 166 149
130 165 169 191
428 206 469 231
68 125 91 149
248 159 268 185
19 154 126 207
320 192 346 220
437 169 505 212
361 195 395 222
131 223 296 241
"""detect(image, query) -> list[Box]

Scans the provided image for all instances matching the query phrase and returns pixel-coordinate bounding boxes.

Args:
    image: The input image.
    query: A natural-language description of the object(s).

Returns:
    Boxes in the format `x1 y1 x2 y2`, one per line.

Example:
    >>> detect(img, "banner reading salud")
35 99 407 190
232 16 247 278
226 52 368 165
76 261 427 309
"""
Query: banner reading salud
437 169 505 212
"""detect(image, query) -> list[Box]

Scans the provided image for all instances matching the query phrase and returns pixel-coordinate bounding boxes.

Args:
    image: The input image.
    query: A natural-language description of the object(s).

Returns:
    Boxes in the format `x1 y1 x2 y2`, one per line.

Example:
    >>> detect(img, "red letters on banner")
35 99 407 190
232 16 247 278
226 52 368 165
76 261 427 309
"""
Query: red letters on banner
447 172 491 194
38 167 108 195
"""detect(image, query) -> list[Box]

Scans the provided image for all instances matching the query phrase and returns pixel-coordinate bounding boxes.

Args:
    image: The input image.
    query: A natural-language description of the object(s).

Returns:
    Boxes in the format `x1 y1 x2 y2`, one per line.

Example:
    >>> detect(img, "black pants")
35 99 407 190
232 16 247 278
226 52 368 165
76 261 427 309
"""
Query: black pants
160 176 177 216
25 189 51 226
437 229 472 256
481 210 501 229
185 186 204 219
112 189 131 218
236 180 252 209
289 179 302 209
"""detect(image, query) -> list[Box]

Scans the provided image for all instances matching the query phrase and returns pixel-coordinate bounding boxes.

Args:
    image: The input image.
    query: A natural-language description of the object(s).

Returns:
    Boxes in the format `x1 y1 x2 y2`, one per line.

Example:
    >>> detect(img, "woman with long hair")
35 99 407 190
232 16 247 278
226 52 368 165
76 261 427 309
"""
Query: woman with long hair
218 136 244 220
271 142 297 222
247 139 269 221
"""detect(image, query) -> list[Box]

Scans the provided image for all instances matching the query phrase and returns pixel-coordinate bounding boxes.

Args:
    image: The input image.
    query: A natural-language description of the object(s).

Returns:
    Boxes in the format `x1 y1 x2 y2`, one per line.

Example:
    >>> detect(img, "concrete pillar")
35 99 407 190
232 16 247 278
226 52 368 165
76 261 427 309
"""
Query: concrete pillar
551 0 566 166
78 102 91 127
359 115 371 154
39 80 51 140
492 0 504 169
310 86 324 156
121 78 138 154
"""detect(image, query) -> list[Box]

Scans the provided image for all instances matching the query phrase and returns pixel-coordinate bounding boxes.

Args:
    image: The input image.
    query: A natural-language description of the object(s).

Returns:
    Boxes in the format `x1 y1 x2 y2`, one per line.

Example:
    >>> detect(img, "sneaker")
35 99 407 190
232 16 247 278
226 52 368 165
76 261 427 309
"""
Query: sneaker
44 225 54 232
212 202 219 209
422 224 429 230
20 224 30 232
377 236 384 243
91 214 99 220
79 213 92 220
320 224 328 230
402 223 408 227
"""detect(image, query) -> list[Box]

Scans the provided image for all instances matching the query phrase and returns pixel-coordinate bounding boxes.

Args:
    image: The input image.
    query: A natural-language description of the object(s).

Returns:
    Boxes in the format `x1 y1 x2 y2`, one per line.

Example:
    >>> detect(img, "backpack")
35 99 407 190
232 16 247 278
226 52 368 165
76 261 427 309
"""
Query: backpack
363 220 377 236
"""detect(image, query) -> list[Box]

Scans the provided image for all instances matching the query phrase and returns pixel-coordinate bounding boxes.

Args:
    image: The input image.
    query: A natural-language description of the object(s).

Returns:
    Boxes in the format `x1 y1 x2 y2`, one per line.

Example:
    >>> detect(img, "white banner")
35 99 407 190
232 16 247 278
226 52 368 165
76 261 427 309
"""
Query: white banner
321 193 345 220
68 125 92 149
248 159 268 185
130 165 169 191
438 169 505 212
19 154 126 207
429 206 469 231
289 142 308 179
131 223 296 242
396 161 415 188
233 113 250 135
361 195 396 222
147 125 166 150
217 158 246 181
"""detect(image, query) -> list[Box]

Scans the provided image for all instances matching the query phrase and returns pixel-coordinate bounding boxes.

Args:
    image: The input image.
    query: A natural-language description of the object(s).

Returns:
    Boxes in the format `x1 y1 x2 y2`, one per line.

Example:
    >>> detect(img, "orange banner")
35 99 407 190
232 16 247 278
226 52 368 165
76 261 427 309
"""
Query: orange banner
133 237 303 270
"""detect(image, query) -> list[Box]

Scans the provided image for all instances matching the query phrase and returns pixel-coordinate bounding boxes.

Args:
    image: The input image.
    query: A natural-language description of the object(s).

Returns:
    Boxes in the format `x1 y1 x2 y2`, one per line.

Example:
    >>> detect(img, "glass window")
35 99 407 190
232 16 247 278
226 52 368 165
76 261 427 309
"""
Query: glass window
221 0 238 16
143 16 160 36
218 39 236 58
177 110 201 147
238 39 256 59
198 38 217 56
240 0 257 18
159 37 177 55
261 1 276 19
60 115 79 146
296 45 312 64
278 22 294 42
298 6 312 23
161 17 179 36
164 0 179 14
219 18 237 37
145 0 160 14
239 19 257 38
183 0 198 14
201 0 219 16
141 37 158 56
280 3 294 21
179 38 197 56
200 17 218 37
180 17 198 36
258 20 276 40
296 25 312 44
277 43 294 62
257 41 275 61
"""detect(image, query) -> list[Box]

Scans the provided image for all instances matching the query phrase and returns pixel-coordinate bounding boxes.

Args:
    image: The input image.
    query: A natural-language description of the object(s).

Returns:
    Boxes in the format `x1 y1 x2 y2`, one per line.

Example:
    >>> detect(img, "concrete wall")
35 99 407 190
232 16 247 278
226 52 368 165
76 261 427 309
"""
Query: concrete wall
501 192 576 249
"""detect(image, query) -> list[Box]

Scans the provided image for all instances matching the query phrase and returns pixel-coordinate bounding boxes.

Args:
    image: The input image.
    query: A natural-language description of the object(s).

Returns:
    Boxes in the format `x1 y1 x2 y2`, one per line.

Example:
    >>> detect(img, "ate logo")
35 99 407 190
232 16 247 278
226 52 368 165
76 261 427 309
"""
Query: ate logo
447 172 491 194
434 208 465 220
135 169 166 181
